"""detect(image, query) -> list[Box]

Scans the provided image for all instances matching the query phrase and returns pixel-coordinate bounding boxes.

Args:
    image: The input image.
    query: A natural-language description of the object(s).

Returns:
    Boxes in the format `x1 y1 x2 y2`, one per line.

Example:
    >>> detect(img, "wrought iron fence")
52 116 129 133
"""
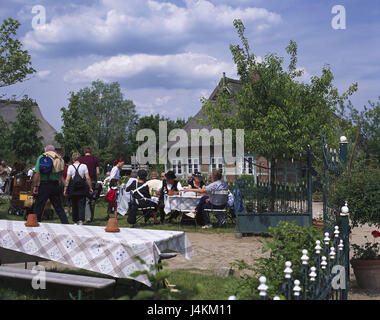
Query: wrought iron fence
229 149 312 216
254 212 349 300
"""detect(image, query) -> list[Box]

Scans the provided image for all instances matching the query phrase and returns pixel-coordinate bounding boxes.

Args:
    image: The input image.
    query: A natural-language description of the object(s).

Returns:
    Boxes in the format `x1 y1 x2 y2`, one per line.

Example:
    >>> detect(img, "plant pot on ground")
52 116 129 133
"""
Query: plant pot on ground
351 230 380 290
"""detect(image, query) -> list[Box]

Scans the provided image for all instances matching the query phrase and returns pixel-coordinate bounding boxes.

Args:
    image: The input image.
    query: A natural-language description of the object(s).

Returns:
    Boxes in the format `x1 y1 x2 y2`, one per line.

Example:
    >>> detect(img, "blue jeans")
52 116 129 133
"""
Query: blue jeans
195 196 226 225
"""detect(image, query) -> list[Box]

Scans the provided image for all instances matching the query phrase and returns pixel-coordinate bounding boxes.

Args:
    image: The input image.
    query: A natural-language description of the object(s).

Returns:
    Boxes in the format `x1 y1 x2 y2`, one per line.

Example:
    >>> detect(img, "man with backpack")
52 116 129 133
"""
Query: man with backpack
79 147 100 222
33 145 69 224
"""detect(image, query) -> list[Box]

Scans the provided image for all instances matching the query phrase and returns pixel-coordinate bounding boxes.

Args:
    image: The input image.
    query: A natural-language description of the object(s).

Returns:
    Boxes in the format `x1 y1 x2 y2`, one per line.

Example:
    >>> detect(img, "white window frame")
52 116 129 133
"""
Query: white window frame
210 157 224 173
170 159 183 175
187 158 199 175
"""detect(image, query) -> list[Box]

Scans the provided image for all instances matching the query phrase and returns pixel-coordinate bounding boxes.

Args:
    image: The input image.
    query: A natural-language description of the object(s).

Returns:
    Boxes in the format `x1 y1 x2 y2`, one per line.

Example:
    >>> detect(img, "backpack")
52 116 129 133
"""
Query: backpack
39 155 53 174
72 164 86 191
43 151 65 173
105 189 116 203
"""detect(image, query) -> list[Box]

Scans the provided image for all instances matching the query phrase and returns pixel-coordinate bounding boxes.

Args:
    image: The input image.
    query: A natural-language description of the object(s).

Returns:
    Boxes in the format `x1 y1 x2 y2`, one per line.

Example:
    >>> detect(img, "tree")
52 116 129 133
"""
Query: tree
132 114 187 170
0 18 36 87
10 96 43 162
339 97 380 164
0 115 13 161
56 80 138 166
55 93 93 158
202 20 357 161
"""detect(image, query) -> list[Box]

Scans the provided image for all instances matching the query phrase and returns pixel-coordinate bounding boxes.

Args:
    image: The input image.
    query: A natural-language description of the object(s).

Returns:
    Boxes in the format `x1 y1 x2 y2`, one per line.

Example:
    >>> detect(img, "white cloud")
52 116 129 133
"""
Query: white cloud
22 0 282 54
64 52 236 88
37 70 51 79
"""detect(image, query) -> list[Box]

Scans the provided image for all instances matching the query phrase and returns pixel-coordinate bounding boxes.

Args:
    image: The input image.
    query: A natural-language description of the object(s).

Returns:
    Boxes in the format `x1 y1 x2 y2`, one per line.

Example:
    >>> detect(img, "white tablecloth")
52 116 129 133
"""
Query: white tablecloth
164 193 202 214
0 220 193 286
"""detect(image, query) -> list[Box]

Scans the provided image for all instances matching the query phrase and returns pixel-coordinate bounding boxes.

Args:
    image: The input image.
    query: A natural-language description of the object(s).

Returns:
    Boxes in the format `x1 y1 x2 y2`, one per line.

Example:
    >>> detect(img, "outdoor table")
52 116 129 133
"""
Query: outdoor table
0 220 193 286
164 192 203 215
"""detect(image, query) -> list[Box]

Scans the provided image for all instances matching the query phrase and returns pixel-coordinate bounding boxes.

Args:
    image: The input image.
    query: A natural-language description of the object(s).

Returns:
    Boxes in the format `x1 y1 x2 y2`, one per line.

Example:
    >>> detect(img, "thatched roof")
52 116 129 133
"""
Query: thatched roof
0 99 59 147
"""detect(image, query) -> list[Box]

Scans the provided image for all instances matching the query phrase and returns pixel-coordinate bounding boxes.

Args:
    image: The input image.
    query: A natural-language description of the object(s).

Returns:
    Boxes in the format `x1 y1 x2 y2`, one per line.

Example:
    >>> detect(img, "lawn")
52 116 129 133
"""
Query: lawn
0 266 239 300
0 196 239 300
0 196 236 234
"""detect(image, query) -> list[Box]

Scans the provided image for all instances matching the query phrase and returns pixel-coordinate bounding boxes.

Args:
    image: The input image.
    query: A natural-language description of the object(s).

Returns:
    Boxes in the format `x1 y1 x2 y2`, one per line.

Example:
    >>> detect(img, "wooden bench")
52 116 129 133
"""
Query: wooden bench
0 266 116 290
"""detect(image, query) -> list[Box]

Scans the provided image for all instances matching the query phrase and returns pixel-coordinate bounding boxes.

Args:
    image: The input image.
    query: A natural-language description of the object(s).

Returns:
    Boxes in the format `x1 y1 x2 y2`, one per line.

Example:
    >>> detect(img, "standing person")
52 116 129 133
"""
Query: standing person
79 147 100 223
63 153 93 225
109 159 124 181
33 145 69 224
27 167 34 179
0 161 10 193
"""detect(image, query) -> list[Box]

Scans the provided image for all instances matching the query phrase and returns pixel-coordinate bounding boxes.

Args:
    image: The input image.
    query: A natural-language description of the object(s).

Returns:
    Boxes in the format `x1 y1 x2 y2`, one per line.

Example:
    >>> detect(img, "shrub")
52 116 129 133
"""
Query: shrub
228 221 322 299
329 164 380 228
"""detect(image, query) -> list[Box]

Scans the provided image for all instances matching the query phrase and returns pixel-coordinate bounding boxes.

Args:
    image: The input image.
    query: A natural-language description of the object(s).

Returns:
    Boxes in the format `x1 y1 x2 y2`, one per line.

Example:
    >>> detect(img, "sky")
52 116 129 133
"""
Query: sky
1 0 379 132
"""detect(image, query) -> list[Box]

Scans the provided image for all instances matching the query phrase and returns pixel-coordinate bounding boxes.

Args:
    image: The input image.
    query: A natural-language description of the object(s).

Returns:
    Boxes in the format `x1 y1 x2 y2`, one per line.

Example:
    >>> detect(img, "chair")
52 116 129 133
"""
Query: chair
204 190 230 227
128 191 157 226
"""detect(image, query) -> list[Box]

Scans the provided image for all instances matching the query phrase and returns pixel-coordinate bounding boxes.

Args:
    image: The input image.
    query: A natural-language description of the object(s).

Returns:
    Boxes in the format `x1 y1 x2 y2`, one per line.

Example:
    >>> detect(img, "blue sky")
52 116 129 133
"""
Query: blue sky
1 0 379 131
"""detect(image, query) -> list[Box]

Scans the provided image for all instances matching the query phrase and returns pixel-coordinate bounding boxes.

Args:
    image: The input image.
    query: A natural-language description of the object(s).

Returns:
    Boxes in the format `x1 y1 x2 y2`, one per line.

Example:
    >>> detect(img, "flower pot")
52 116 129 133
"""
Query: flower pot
351 259 380 290
312 221 324 227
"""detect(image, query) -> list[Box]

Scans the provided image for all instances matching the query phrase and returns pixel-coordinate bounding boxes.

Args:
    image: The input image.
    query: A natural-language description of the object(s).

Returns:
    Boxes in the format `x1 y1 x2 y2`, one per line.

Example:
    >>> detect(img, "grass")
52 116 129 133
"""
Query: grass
0 266 239 300
0 196 239 300
0 197 236 234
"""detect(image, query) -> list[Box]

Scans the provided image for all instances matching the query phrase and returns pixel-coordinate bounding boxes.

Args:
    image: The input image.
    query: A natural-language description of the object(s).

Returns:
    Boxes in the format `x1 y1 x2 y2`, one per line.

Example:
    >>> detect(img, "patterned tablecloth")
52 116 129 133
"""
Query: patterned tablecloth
164 193 202 214
0 220 193 286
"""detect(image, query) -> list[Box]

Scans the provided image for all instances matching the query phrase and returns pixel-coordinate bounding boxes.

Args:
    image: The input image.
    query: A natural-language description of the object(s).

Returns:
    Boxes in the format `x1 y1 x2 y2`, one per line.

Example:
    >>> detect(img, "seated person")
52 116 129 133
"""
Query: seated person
125 170 138 188
184 171 205 191
126 170 159 225
146 171 161 195
185 169 229 228
156 170 184 222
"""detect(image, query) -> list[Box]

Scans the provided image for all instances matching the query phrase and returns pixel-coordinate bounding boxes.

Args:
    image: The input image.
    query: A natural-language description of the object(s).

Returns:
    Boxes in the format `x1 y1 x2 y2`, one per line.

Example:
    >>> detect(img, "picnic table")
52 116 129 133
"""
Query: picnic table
0 220 193 286
164 192 202 214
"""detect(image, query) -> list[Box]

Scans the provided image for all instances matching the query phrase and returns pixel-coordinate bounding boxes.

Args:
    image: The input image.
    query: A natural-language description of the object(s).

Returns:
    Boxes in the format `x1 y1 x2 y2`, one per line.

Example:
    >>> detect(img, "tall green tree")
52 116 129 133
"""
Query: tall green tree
201 19 357 164
55 93 93 158
56 80 138 165
132 114 187 169
0 18 36 87
339 97 380 164
0 115 13 161
10 96 43 162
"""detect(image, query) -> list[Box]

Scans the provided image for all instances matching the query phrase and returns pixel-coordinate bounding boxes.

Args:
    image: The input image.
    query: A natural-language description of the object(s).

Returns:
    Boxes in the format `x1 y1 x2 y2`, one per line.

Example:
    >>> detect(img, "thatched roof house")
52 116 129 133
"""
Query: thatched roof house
0 99 59 147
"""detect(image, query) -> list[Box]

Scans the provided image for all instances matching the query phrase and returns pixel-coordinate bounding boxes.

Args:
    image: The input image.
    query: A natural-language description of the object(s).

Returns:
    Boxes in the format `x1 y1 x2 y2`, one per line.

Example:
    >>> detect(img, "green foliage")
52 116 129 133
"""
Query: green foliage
0 114 13 161
0 18 36 87
55 93 93 158
329 163 380 228
132 113 187 162
201 19 357 162
57 80 138 165
352 234 380 260
10 96 43 162
339 97 380 164
228 221 322 299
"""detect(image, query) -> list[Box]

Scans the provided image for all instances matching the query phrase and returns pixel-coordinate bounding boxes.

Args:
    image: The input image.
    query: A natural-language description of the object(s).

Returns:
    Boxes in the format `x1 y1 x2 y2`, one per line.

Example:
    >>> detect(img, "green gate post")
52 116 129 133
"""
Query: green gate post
340 202 349 300
307 146 312 224
339 136 348 166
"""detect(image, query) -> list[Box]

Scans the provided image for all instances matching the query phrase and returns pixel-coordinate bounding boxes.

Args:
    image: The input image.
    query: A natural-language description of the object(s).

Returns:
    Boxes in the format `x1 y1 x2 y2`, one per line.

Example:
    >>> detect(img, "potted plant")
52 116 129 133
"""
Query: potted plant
351 230 380 290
